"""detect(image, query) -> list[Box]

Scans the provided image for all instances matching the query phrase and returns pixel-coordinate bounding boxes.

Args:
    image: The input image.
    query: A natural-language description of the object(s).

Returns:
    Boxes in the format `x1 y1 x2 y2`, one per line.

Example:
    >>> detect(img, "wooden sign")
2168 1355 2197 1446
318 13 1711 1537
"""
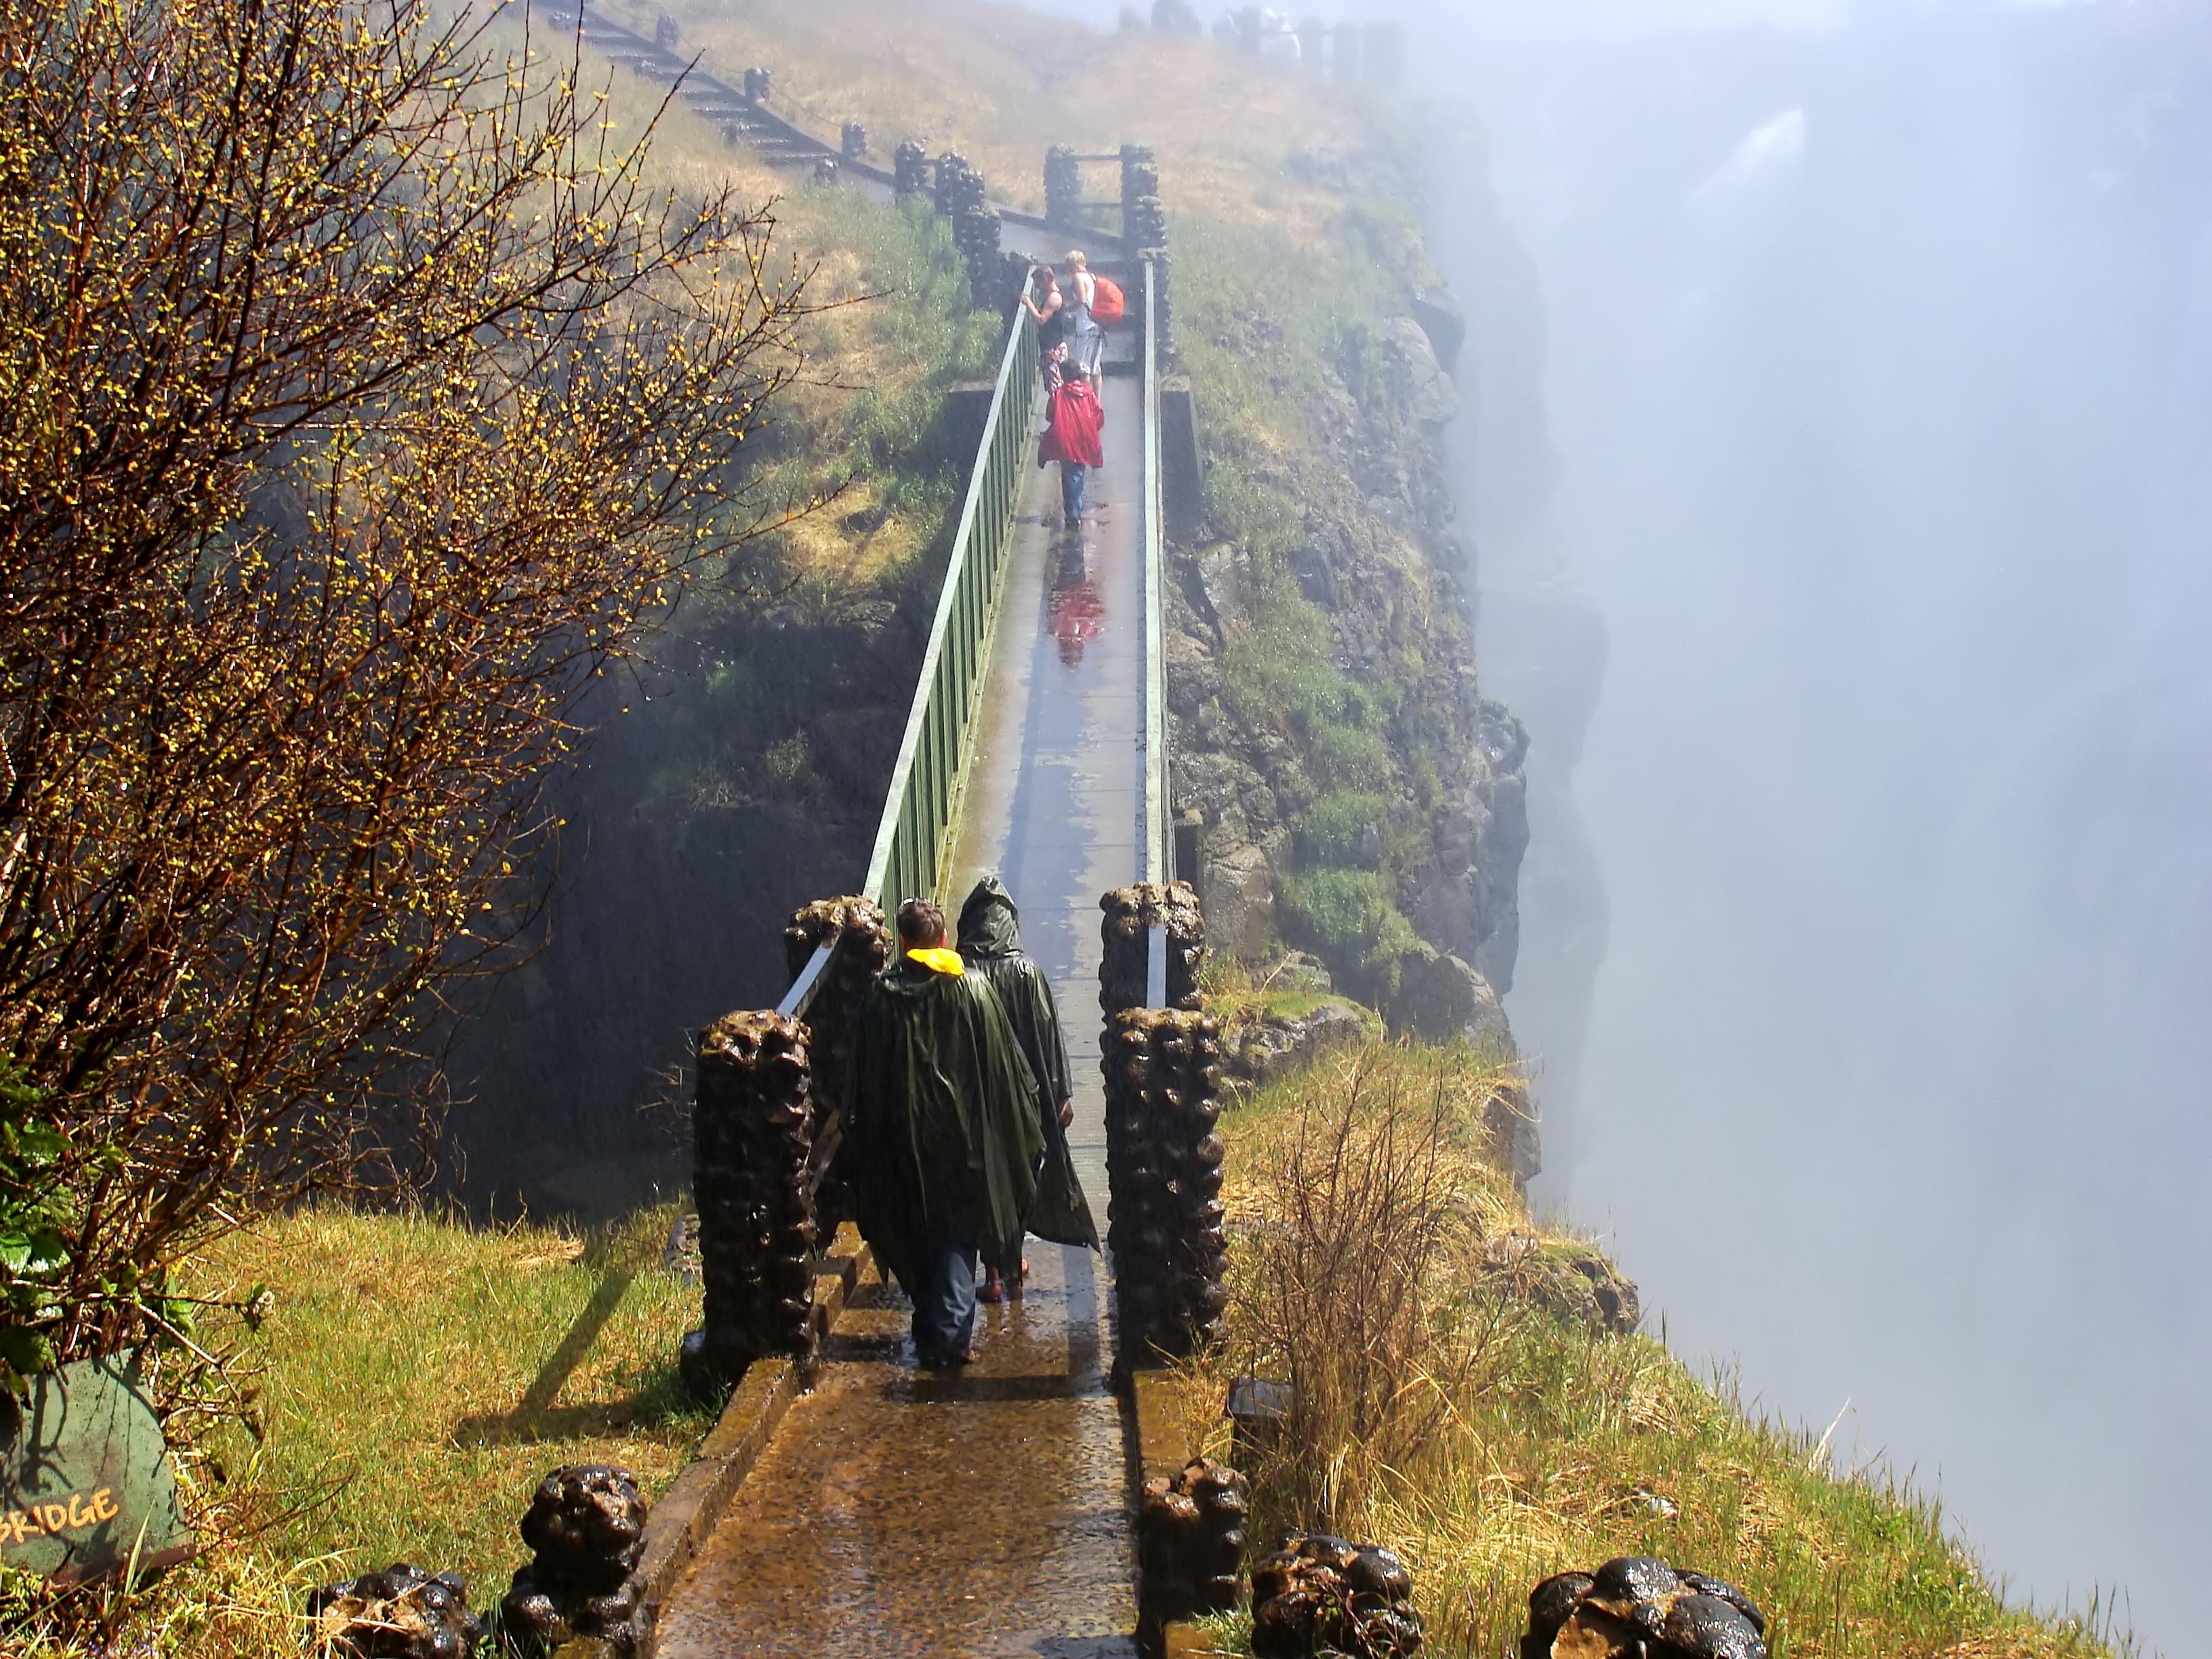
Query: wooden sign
0 1351 192 1584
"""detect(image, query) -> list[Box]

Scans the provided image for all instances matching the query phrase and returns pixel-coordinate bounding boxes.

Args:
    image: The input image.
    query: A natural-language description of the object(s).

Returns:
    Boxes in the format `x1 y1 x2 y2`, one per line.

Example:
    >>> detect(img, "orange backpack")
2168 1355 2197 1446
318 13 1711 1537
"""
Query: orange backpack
1088 274 1126 327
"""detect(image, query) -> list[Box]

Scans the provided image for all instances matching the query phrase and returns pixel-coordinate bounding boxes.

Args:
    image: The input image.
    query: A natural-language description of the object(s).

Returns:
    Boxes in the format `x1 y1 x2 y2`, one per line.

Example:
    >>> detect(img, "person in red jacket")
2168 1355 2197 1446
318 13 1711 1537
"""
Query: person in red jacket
1037 361 1104 527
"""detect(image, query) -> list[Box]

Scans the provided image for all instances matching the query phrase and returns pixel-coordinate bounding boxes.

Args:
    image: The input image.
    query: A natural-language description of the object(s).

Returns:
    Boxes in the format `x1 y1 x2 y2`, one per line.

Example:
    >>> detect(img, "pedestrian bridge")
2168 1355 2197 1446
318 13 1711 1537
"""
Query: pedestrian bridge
548 11 1193 1645
653 265 1167 1659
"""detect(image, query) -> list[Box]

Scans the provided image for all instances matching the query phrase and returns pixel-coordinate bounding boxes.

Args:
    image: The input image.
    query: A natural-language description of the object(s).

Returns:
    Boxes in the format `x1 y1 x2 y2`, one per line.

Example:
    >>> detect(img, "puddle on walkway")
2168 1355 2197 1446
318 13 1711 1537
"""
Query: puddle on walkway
655 1248 1136 1658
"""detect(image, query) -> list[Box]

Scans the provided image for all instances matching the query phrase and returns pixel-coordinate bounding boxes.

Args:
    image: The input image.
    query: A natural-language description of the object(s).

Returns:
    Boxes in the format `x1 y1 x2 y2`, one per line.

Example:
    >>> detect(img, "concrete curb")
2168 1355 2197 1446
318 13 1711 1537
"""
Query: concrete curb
552 1225 872 1659
1126 1365 1215 1659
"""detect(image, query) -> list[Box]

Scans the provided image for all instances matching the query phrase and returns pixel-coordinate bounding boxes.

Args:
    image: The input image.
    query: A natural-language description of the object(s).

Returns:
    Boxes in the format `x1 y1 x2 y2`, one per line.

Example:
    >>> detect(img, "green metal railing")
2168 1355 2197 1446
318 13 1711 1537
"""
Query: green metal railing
775 279 1036 1024
863 279 1040 914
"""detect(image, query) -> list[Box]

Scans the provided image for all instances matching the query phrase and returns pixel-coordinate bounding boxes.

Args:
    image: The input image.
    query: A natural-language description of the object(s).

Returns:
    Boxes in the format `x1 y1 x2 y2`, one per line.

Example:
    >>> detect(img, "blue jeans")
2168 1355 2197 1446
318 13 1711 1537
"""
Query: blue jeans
903 1236 979 1363
1061 462 1086 523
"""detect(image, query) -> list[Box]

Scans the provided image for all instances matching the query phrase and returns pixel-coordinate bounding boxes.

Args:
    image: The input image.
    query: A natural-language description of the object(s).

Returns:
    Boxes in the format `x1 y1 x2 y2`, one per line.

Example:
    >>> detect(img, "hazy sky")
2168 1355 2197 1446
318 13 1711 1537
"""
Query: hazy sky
1423 2 2207 1650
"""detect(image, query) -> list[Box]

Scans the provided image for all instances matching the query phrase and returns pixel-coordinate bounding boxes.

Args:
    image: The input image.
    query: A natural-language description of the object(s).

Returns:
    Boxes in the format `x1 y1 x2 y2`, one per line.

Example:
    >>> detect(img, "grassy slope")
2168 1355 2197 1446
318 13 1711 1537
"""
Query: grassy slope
5 1207 705 1656
1166 1044 2116 1659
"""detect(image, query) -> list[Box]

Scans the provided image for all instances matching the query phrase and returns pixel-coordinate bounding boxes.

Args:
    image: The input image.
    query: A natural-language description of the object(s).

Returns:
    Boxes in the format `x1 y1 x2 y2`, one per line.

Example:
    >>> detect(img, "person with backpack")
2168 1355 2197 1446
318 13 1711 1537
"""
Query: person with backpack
1038 354 1104 529
1063 249 1122 394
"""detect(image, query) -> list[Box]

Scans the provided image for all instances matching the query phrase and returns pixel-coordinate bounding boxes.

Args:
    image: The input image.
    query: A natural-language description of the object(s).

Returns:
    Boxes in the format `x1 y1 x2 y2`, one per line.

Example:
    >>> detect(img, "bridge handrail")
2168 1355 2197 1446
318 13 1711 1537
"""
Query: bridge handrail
862 274 1040 918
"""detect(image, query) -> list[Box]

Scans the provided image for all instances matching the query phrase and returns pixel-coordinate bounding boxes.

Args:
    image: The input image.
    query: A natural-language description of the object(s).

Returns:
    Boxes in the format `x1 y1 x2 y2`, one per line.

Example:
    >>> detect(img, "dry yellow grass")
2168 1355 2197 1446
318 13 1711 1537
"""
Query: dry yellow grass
598 0 1388 242
1165 1041 2125 1659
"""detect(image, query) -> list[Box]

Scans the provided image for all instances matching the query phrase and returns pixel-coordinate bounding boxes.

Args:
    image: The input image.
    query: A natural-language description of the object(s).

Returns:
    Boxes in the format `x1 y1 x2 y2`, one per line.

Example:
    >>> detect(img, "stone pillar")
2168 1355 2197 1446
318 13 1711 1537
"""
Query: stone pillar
743 65 771 104
500 1465 651 1653
682 1010 816 1397
933 149 971 216
1099 881 1204 1018
781 897 891 1233
812 155 840 187
653 12 678 52
1120 143 1160 228
1103 1006 1228 1364
1139 1458 1249 1639
841 120 869 159
1144 247 1175 365
1045 144 1082 226
1253 1534 1422 1659
893 140 928 198
1296 15 1325 73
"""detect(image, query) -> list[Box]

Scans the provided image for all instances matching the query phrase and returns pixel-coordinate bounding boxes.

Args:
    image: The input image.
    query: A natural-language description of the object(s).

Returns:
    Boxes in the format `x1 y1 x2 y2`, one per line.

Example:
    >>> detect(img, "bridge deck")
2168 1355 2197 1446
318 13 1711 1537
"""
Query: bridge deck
656 382 1146 1658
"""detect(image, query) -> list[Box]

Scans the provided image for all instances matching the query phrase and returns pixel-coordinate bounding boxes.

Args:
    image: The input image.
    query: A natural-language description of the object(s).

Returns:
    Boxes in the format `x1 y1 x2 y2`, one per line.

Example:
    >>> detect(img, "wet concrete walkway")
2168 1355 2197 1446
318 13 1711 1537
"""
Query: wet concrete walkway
655 380 1146 1658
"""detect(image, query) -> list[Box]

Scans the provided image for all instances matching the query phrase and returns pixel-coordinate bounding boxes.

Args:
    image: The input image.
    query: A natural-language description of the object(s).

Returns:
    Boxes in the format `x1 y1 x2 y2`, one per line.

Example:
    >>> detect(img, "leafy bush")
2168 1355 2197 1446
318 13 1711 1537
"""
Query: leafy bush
1279 867 1416 968
1296 791 1393 868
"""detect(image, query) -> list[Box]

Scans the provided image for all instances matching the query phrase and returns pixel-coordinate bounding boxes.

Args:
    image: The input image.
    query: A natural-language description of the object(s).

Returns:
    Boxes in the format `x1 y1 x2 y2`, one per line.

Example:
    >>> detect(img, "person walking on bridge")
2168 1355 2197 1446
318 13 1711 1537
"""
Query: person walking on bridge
846 899 1045 1368
1038 360 1104 529
1062 249 1107 395
957 877 1099 1303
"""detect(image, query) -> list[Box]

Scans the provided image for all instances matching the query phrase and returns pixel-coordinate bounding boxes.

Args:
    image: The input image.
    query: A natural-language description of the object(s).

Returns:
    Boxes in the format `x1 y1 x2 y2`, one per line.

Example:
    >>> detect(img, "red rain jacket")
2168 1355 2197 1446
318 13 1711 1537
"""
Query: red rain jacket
1037 380 1104 470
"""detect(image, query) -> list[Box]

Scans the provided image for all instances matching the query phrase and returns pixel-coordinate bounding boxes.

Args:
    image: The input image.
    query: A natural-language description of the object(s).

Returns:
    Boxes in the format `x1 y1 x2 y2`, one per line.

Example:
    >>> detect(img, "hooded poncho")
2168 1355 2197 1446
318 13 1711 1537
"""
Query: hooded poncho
956 878 1100 1252
844 947 1046 1292
1037 378 1104 470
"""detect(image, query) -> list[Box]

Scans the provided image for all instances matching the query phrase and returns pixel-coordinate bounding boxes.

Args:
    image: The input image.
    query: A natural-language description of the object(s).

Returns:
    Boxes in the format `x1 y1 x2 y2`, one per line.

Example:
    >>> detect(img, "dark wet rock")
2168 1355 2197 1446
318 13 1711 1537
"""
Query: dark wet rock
1524 1572 1595 1654
1139 1458 1248 1632
1223 997 1366 1090
1479 1231 1641 1336
1252 1531 1423 1658
308 1563 481 1658
1590 1556 1679 1607
1662 1595 1767 1659
1519 1560 1768 1659
1674 1571 1766 1637
501 1465 651 1654
1385 940 1512 1052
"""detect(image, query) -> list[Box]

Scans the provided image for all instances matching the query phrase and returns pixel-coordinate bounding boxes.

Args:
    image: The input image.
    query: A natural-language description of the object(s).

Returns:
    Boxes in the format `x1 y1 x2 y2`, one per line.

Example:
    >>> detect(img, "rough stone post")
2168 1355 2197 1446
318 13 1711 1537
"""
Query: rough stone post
1143 247 1175 365
682 1010 816 1397
1296 15 1325 72
1252 1534 1422 1659
1099 881 1204 1018
1045 144 1082 226
1139 1458 1249 1639
781 897 891 1232
1121 143 1160 227
743 65 771 104
841 120 868 159
933 149 971 216
653 12 678 52
1103 1006 1227 1364
894 139 929 198
500 1465 651 1654
308 1565 483 1658
812 155 840 187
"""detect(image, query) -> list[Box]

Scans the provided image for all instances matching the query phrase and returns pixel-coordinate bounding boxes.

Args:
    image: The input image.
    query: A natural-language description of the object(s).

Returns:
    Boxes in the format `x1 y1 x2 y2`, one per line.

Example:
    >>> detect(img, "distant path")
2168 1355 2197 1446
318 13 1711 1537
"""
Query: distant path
552 1 1128 253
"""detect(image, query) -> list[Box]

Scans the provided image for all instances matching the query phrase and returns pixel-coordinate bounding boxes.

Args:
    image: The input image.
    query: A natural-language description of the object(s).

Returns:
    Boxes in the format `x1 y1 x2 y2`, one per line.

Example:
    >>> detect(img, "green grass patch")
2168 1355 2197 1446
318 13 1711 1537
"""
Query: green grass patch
4 1206 711 1658
1160 1044 2127 1659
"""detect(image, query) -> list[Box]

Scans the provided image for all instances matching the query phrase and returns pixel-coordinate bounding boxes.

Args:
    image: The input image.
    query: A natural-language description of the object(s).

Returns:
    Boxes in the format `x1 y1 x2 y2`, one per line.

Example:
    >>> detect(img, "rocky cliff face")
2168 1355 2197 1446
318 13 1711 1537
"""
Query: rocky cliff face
1165 264 1529 1067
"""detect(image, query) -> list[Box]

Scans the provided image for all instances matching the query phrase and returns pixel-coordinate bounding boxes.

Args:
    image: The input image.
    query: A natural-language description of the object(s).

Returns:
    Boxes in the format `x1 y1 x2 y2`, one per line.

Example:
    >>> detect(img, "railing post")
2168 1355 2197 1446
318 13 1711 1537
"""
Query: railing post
682 1011 817 1399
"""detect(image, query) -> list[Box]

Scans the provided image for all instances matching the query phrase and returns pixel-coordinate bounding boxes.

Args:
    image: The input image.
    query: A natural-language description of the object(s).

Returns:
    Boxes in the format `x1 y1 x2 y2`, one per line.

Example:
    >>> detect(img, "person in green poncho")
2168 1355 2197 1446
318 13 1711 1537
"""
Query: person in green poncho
957 876 1100 1302
845 897 1046 1368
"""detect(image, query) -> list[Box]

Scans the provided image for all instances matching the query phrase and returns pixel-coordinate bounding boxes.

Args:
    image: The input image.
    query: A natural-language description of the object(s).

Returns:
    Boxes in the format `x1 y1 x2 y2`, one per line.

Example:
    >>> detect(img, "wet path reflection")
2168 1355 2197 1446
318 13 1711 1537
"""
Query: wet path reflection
657 379 1145 1656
